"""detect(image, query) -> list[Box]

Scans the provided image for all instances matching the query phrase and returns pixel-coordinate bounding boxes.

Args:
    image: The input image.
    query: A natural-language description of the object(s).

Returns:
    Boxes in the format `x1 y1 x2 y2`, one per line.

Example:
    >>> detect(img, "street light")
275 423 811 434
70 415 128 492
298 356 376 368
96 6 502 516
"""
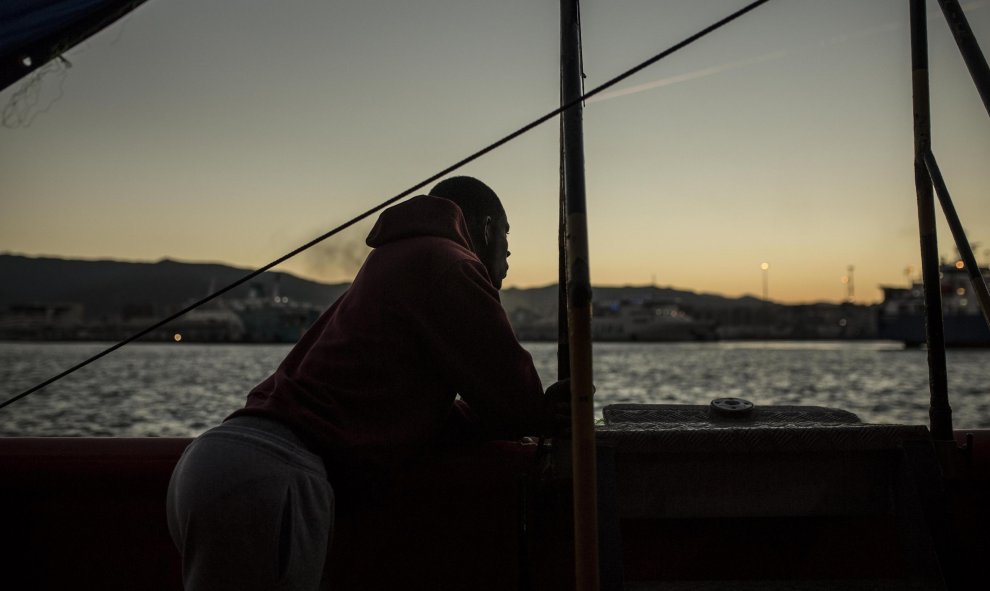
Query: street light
760 262 770 301
841 265 855 301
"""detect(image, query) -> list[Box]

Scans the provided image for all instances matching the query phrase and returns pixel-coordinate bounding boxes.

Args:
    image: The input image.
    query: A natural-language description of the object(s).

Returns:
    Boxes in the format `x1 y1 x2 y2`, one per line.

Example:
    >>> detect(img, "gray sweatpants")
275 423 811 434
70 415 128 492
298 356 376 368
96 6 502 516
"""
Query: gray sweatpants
166 416 334 591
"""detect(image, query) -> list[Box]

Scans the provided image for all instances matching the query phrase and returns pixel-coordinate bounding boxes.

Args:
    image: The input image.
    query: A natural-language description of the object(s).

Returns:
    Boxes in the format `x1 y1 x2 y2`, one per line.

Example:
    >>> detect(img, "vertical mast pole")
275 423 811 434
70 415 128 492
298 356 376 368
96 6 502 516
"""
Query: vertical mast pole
561 1 599 589
910 0 953 441
559 117 571 381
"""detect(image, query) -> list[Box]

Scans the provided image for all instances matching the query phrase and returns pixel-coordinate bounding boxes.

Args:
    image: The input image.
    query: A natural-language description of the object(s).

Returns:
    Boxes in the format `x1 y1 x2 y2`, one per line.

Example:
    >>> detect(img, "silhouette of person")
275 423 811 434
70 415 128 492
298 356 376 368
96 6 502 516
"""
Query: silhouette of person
166 176 567 590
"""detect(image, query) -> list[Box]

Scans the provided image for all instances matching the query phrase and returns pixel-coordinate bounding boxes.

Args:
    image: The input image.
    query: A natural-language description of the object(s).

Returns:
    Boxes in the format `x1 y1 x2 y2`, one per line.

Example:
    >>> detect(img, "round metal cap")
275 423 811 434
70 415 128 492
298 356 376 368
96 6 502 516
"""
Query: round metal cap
710 397 754 416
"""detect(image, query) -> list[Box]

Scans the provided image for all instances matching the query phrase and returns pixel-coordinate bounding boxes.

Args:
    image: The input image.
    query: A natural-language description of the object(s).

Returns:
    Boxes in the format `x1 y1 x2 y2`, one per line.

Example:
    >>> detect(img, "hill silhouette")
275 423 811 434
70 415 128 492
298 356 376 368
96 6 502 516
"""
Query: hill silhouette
2 253 764 319
500 284 765 317
1 254 877 341
0 254 349 317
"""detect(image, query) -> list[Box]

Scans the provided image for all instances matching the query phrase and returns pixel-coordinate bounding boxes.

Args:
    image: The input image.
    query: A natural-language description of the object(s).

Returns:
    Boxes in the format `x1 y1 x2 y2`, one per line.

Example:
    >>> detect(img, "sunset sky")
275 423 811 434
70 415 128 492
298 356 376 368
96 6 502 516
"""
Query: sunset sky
2 0 988 304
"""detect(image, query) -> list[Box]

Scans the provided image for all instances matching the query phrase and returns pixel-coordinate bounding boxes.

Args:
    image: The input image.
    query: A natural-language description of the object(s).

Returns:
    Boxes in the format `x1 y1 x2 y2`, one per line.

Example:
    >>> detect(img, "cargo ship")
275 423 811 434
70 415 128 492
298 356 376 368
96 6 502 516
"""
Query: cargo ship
591 299 717 342
878 260 990 347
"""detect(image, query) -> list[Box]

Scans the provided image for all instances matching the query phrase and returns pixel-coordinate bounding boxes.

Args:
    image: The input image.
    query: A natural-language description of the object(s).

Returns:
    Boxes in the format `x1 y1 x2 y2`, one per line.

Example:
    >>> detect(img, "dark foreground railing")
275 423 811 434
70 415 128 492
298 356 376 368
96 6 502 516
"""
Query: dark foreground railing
2 414 988 591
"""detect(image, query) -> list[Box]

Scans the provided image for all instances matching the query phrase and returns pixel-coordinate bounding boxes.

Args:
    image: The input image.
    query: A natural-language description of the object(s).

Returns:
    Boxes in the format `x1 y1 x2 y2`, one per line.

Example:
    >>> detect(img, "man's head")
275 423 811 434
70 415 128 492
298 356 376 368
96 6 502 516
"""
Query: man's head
430 176 511 289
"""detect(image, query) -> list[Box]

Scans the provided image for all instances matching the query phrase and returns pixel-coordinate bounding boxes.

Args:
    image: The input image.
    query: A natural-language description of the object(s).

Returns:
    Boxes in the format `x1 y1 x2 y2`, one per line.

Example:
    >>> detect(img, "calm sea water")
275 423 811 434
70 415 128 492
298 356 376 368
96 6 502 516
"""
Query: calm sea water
1 340 988 437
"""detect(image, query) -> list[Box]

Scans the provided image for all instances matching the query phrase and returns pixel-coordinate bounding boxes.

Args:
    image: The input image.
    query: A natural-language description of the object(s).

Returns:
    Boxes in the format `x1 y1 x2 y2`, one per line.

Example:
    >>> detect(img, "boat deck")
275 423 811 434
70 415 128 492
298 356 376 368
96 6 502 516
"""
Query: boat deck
1 407 987 590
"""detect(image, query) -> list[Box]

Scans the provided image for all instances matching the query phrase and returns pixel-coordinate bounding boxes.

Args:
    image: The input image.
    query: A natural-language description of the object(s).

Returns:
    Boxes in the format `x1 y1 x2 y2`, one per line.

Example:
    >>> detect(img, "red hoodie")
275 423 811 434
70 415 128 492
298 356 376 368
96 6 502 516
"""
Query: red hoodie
231 195 545 480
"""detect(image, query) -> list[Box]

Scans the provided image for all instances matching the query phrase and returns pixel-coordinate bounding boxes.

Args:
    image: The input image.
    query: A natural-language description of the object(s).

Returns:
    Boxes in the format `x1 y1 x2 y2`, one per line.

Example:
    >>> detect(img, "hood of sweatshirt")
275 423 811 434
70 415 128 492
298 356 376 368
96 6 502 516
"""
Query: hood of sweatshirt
365 195 476 252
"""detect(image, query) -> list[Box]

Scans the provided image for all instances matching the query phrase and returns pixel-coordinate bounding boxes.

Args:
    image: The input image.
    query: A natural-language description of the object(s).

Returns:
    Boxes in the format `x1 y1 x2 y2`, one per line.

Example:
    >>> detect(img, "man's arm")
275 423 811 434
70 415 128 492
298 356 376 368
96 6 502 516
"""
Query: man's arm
422 259 549 439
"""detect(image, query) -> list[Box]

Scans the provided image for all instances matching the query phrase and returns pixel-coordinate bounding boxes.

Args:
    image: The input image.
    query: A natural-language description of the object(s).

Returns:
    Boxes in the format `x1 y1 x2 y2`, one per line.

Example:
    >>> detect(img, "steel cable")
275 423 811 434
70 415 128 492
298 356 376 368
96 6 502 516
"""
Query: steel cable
1 0 771 411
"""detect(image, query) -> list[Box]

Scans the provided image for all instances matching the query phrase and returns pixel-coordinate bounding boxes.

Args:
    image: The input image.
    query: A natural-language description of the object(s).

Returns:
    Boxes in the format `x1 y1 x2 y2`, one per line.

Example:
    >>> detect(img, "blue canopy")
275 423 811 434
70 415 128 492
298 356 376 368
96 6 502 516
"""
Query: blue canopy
1 0 149 90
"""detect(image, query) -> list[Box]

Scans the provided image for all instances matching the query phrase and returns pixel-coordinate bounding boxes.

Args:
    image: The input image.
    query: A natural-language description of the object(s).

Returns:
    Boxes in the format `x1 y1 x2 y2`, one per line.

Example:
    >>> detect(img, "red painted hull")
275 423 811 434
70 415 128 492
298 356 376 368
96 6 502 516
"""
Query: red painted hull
1 429 987 590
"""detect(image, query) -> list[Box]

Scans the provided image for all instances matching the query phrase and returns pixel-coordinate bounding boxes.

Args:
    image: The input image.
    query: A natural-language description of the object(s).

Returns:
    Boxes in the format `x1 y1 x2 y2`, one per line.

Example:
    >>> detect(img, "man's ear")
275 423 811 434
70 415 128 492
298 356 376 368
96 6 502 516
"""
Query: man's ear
482 215 493 246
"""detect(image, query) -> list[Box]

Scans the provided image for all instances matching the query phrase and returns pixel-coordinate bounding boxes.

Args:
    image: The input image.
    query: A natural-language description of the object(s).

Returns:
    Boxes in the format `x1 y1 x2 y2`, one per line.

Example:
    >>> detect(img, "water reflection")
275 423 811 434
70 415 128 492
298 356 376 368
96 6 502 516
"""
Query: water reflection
0 341 987 436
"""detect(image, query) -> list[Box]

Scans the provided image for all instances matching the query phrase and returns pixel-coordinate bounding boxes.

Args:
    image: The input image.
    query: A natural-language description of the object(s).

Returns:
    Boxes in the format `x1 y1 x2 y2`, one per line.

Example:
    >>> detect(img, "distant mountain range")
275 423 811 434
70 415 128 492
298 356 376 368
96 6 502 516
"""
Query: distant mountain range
1 253 763 318
500 284 767 318
0 254 349 317
2 254 881 341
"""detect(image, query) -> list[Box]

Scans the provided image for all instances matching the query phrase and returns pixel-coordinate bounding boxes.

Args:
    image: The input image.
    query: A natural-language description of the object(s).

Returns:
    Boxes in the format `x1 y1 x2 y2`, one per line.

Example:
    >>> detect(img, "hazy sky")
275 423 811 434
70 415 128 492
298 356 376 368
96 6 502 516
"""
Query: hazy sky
1 0 988 304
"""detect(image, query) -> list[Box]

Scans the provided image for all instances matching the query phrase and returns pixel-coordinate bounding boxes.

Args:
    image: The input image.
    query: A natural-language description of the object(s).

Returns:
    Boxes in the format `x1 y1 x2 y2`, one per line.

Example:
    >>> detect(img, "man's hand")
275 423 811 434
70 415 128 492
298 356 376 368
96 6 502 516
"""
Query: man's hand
542 380 573 435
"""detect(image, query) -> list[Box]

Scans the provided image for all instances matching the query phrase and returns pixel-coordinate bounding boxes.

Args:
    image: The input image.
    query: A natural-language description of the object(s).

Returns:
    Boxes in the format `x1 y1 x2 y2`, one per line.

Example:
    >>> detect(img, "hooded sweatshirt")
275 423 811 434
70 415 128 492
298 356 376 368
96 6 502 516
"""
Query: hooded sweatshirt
231 195 546 481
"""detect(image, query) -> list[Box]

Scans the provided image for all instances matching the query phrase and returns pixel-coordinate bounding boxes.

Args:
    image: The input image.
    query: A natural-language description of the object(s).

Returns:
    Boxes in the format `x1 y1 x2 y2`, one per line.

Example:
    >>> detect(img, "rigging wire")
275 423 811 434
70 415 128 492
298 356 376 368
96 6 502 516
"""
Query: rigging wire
0 0 772 412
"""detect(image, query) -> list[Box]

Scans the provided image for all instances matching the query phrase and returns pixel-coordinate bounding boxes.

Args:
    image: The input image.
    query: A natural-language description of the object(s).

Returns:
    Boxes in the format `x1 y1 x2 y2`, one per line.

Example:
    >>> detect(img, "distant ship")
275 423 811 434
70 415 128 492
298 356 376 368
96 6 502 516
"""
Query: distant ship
878 260 990 347
160 282 323 343
228 283 323 343
591 299 717 342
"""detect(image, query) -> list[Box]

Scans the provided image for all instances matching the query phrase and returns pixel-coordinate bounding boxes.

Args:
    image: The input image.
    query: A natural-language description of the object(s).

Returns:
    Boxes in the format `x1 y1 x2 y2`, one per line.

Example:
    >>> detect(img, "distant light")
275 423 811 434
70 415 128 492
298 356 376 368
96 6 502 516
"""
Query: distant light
838 318 848 327
21 56 32 67
956 287 966 296
173 333 182 342
960 299 968 307
955 261 965 269
760 262 769 271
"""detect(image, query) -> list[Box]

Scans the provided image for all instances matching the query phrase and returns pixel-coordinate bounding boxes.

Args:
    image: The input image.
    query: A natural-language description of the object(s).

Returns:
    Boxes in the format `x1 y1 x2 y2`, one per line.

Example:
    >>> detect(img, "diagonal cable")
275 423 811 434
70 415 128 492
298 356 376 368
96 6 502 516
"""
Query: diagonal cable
1 0 772 411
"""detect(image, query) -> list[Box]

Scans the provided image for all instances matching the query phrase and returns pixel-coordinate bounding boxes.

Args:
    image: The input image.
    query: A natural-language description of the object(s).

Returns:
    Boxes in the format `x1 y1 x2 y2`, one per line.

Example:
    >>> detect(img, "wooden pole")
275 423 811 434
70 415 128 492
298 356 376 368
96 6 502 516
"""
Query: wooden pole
561 1 599 589
558 109 571 381
910 0 953 441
